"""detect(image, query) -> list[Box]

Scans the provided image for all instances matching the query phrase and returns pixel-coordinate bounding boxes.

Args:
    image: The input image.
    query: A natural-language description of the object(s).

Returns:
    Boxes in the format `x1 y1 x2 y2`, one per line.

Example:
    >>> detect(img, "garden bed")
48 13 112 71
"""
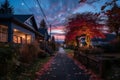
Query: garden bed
0 42 55 80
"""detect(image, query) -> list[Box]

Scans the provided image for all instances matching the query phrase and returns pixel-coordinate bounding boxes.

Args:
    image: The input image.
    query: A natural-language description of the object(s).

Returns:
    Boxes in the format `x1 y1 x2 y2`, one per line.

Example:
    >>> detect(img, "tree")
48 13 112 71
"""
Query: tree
39 19 49 41
0 0 14 14
40 19 47 28
65 12 105 47
101 0 120 38
80 0 120 38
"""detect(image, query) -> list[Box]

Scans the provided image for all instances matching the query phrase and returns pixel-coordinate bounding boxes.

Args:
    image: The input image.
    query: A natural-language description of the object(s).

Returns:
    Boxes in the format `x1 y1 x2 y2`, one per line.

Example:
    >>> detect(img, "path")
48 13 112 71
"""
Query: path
38 47 90 80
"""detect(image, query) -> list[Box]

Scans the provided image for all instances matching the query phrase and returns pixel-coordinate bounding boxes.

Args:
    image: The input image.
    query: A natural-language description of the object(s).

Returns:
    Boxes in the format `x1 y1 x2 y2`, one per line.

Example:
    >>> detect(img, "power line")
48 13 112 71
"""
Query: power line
36 0 50 26
36 0 53 37
22 0 52 36
22 0 51 27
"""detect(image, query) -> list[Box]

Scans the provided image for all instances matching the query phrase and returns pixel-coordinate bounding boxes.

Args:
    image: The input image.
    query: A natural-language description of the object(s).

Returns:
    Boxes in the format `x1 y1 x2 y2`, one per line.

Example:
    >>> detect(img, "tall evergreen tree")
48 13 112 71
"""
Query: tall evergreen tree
0 0 14 14
40 19 47 28
39 19 49 40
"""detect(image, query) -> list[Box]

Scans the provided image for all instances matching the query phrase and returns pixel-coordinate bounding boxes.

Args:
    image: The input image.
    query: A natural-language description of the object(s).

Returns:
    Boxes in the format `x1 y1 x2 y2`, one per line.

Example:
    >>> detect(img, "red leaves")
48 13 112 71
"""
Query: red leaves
35 57 55 79
67 53 102 80
65 13 105 42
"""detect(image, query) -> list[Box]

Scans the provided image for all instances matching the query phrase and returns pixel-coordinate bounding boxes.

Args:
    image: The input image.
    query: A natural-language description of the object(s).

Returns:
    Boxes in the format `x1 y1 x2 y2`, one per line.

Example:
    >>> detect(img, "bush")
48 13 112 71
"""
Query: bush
79 47 103 54
37 48 48 58
0 44 19 79
110 38 120 53
89 47 104 54
19 41 40 63
106 66 120 80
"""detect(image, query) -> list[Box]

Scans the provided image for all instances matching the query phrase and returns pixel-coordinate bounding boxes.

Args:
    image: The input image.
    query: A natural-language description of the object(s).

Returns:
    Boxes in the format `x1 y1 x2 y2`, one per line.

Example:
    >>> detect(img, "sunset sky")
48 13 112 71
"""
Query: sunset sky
0 0 120 41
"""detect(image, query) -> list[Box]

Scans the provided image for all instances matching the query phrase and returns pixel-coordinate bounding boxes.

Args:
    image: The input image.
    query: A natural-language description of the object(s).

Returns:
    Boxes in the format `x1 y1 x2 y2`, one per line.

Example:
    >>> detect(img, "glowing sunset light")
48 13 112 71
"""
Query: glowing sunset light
48 26 65 41
50 30 65 34
54 35 65 41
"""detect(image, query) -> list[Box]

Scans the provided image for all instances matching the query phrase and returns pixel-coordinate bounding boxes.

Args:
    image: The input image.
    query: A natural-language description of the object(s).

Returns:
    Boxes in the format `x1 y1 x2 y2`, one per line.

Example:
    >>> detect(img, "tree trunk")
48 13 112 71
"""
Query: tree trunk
115 31 119 39
76 36 79 48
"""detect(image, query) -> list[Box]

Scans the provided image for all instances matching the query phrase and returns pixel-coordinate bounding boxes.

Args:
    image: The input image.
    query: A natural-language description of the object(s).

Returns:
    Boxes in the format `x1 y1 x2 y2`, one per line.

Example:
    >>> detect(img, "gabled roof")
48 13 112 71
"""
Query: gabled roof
14 15 32 23
0 14 11 18
0 14 43 37
13 15 38 31
0 14 38 30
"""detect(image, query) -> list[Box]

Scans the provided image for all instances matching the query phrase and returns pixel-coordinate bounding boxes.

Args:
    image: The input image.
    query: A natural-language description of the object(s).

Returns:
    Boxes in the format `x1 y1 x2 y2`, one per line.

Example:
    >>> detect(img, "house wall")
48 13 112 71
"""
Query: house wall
0 21 12 42
12 23 35 43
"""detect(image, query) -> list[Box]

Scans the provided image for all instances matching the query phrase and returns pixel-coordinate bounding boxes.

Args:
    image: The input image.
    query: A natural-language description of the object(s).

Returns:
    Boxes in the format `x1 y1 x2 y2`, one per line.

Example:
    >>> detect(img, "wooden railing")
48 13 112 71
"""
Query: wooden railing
74 51 119 78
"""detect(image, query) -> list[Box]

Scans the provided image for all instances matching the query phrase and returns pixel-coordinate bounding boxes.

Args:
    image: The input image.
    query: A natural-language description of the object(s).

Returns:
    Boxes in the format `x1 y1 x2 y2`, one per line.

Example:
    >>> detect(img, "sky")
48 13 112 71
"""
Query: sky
0 0 120 42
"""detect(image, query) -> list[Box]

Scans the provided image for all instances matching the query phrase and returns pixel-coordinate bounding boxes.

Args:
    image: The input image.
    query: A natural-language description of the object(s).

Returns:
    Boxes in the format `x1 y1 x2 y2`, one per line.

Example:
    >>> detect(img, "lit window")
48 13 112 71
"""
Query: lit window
0 25 8 42
13 29 32 44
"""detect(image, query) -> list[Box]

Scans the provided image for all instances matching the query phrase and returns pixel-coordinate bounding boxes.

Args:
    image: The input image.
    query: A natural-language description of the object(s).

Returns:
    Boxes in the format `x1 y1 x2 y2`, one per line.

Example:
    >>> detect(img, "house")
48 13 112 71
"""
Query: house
0 14 43 44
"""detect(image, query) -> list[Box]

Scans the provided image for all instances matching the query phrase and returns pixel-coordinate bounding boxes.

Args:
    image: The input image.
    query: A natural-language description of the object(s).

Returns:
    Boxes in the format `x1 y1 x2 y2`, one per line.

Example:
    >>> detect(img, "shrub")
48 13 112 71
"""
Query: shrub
89 47 104 54
37 49 48 58
79 47 103 54
19 40 41 63
110 38 120 53
106 66 120 80
0 44 20 79
20 44 36 63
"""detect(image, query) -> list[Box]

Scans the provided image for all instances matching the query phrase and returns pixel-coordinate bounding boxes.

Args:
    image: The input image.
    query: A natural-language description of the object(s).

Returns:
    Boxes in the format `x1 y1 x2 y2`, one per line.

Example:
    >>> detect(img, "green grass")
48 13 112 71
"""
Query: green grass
64 49 74 57
64 49 74 53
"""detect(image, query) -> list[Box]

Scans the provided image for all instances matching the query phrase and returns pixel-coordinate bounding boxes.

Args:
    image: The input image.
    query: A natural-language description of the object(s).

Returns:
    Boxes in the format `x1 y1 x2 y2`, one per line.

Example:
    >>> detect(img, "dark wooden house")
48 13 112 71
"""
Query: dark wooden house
0 14 43 44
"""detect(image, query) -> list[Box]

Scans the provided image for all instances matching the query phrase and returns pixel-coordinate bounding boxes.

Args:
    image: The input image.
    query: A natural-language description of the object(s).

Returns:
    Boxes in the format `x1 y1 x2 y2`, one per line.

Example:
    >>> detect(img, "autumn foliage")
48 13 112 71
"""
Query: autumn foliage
101 0 120 37
65 12 105 44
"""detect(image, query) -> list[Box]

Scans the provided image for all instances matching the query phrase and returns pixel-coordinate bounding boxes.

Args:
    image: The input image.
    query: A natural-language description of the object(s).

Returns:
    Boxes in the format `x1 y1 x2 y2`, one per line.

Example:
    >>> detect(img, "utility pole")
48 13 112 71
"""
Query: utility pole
50 24 51 38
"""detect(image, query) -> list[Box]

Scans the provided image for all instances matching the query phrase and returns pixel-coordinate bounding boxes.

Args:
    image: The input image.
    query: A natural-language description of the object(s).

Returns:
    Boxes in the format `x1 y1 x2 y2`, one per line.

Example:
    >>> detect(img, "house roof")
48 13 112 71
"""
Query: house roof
0 14 43 37
14 15 32 23
14 15 38 31
0 14 32 22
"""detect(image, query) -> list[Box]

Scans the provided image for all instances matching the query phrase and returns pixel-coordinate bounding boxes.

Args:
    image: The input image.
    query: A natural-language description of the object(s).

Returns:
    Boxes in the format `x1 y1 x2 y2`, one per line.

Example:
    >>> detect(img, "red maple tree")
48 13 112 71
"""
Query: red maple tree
65 12 105 47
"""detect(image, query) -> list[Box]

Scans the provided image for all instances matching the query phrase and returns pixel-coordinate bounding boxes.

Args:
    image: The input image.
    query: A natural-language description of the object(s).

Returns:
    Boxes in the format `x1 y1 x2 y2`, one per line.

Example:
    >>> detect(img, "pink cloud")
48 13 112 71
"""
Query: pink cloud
48 26 65 41
54 35 65 41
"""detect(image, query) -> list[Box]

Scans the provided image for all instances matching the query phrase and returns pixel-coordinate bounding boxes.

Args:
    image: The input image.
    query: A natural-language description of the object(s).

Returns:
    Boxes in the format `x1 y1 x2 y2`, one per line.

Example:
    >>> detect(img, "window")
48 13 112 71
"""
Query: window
13 29 32 44
13 35 22 44
26 35 31 44
0 25 8 42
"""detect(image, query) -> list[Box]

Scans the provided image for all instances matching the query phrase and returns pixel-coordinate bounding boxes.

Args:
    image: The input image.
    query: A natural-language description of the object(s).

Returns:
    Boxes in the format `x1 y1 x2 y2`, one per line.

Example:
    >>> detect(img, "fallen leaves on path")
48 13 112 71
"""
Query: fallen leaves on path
35 56 55 79
67 53 102 80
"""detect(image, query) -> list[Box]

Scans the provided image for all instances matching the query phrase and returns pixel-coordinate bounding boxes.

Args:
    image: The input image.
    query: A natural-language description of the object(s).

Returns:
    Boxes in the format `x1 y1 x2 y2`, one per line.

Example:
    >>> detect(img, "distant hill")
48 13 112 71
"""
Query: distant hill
55 40 64 44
